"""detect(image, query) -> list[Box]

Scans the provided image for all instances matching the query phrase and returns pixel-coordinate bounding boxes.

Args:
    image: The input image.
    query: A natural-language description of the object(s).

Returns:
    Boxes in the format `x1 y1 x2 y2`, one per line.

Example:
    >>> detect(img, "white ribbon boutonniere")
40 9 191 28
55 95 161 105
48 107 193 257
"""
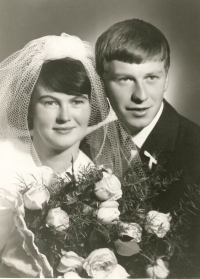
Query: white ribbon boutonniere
144 151 157 169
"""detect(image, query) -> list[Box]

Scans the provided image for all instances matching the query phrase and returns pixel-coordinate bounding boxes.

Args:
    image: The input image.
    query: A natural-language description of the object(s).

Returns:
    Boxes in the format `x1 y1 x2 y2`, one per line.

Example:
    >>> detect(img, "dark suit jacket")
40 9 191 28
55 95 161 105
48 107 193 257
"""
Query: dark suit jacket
81 99 200 276
139 100 200 277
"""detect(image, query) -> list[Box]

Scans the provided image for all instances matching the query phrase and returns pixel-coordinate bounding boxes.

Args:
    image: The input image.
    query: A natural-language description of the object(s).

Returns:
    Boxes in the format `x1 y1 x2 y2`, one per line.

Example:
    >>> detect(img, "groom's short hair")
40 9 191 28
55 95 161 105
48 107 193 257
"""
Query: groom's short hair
95 19 170 78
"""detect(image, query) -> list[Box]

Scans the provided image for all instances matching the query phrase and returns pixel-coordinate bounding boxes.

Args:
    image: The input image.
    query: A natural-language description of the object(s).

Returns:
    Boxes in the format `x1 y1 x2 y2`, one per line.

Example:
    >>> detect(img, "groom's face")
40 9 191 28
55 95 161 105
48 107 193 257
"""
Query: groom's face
103 60 169 135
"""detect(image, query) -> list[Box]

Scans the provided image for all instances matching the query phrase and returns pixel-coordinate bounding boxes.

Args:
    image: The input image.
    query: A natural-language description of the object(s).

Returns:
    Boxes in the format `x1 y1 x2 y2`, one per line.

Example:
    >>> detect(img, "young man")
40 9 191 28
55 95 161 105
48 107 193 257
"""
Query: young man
95 19 200 277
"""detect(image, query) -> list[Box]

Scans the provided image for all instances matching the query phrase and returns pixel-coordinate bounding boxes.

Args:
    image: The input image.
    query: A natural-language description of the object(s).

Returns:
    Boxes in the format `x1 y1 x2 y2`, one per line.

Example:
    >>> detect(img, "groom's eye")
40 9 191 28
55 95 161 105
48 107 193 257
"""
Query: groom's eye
146 75 158 82
118 77 132 82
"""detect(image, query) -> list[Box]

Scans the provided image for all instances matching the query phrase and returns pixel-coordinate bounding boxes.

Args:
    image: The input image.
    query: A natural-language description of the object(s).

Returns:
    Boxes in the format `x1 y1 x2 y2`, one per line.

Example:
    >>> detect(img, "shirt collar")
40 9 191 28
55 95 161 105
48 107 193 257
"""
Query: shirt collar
132 102 164 148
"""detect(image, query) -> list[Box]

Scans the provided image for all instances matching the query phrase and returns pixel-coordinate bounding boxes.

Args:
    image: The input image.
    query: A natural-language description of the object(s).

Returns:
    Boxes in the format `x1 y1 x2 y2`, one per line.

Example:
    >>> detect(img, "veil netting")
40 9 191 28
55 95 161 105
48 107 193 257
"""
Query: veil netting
0 33 147 277
0 33 146 186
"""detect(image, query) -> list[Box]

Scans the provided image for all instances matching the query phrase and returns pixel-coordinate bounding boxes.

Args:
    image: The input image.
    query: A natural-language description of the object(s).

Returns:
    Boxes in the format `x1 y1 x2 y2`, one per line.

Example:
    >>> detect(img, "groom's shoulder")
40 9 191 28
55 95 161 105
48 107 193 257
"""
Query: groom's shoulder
164 100 200 138
180 114 200 134
177 115 200 163
177 109 200 145
168 104 200 162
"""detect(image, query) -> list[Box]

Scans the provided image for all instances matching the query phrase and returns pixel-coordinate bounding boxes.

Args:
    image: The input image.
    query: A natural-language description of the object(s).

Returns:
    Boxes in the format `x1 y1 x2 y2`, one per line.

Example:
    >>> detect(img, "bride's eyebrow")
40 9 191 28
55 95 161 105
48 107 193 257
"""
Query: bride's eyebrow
38 95 58 101
72 95 89 100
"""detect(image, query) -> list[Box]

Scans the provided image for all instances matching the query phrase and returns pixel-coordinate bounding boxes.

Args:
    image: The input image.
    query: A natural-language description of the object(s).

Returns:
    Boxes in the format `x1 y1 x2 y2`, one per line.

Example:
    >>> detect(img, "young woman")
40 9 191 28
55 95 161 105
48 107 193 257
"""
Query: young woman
0 33 111 277
29 57 92 175
0 34 111 192
0 34 144 277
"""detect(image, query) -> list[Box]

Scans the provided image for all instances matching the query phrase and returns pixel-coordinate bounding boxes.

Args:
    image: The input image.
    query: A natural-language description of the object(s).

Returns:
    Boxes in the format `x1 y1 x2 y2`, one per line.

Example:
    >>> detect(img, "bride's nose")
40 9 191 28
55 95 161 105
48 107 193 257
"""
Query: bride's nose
56 105 71 123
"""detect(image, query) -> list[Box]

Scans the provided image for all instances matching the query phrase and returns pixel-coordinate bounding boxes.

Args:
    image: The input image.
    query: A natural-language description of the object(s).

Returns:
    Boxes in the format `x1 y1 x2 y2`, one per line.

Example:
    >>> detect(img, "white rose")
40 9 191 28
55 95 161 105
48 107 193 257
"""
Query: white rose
83 248 117 279
97 207 120 224
107 264 130 279
64 271 81 278
20 166 54 188
145 211 172 238
23 186 50 210
46 207 69 231
94 172 122 202
57 251 84 274
118 222 142 243
99 200 119 209
146 259 169 279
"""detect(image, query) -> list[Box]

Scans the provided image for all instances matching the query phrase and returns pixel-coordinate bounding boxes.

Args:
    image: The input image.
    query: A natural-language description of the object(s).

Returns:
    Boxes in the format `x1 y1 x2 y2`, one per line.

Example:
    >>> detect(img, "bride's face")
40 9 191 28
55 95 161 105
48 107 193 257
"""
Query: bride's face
30 81 91 152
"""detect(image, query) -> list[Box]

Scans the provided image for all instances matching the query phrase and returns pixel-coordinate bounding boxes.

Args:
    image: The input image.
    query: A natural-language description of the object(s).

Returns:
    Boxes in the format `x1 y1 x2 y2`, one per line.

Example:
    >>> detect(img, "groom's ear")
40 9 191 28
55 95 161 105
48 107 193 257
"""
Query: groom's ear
101 61 109 82
164 72 169 92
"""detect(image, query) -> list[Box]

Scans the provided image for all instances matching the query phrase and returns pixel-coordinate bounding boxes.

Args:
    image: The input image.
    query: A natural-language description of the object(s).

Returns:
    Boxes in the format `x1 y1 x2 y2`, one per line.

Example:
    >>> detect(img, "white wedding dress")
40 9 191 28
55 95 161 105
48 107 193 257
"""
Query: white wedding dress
0 140 93 192
0 141 93 278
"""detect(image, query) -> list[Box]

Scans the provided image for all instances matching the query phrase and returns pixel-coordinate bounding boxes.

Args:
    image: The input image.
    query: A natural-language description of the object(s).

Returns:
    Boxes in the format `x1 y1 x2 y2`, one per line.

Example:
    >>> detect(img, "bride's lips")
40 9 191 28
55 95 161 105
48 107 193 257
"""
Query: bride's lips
53 127 75 134
126 107 150 116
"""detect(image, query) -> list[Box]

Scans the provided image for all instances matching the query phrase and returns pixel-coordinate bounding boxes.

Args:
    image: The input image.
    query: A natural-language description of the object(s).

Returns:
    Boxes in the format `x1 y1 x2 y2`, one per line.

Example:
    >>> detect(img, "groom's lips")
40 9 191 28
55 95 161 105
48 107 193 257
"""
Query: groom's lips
126 106 150 116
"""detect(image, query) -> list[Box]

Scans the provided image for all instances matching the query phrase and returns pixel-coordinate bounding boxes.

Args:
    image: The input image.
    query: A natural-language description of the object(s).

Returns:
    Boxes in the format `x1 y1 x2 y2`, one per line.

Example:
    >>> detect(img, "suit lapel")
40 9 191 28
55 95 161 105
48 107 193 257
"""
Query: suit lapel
140 100 180 165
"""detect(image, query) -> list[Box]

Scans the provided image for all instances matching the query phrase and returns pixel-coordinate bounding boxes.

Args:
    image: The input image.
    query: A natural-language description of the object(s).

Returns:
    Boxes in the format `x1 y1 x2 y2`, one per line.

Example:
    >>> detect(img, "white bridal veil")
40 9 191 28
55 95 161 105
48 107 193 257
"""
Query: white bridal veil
0 33 145 185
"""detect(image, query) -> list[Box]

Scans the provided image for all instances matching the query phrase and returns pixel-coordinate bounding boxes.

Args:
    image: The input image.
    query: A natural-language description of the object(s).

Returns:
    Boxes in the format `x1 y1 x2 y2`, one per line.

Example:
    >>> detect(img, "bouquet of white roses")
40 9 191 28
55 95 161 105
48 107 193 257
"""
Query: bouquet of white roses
0 164 198 278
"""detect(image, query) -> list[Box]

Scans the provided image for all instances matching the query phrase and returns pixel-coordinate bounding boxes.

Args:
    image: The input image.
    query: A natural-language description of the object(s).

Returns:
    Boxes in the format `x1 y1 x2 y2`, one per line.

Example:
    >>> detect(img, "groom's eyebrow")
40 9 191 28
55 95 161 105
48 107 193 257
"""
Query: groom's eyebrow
109 73 133 79
146 70 163 75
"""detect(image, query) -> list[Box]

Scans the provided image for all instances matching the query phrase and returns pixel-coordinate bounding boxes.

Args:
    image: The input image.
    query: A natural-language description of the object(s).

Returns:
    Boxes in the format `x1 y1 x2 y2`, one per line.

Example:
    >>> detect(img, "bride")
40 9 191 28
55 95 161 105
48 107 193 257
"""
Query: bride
0 33 143 277
0 33 114 277
0 33 111 192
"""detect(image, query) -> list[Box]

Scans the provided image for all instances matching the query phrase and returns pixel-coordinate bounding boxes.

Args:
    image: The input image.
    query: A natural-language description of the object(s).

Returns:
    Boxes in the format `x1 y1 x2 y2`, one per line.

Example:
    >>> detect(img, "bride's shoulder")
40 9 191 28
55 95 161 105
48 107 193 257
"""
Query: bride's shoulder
78 150 93 166
0 141 36 191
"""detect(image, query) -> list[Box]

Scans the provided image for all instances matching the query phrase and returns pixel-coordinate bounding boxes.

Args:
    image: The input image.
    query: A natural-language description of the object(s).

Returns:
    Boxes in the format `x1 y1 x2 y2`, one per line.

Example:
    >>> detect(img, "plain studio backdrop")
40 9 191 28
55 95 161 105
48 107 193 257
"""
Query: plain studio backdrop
0 0 200 125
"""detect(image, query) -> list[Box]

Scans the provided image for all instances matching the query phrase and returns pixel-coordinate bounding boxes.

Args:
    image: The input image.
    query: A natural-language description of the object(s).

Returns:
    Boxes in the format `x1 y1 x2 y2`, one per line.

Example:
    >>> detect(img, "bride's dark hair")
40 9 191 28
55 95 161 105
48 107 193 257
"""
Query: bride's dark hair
39 57 91 97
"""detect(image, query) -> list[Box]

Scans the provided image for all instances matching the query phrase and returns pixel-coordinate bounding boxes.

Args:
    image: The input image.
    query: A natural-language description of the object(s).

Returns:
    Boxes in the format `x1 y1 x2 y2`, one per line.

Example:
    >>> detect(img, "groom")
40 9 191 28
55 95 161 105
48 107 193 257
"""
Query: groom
95 18 200 276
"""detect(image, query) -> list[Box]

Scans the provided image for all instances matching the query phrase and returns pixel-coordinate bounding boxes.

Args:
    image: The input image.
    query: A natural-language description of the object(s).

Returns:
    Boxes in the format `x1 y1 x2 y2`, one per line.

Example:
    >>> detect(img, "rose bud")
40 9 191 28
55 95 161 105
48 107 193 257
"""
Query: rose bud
145 211 172 238
118 222 142 243
23 186 50 210
94 171 122 201
97 207 120 225
146 259 169 279
83 248 117 279
99 200 119 209
57 251 84 274
46 207 69 231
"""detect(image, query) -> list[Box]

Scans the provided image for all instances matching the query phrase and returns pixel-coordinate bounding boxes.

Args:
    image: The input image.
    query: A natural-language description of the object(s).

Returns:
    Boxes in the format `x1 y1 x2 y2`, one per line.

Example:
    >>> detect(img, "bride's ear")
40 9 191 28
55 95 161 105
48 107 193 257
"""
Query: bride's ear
27 103 33 130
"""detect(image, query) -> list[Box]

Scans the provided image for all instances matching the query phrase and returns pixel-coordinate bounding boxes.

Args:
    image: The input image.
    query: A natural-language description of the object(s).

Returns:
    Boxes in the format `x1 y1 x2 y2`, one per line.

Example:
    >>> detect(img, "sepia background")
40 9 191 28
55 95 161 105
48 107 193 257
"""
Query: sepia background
0 0 200 125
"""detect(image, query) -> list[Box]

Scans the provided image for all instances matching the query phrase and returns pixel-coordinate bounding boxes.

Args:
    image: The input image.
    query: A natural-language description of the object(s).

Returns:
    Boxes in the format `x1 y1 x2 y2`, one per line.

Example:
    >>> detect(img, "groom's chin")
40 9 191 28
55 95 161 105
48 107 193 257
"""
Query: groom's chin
121 118 152 135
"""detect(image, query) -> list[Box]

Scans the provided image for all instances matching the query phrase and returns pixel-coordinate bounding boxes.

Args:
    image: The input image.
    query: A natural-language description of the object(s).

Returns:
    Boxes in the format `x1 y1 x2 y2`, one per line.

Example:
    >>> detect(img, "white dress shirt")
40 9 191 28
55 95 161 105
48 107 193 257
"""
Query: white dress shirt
132 102 164 148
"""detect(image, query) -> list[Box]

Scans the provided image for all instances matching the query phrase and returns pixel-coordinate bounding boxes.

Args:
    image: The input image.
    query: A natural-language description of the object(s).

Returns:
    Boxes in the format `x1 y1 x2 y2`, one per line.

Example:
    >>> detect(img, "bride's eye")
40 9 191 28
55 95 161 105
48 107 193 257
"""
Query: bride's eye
45 101 58 106
71 100 84 105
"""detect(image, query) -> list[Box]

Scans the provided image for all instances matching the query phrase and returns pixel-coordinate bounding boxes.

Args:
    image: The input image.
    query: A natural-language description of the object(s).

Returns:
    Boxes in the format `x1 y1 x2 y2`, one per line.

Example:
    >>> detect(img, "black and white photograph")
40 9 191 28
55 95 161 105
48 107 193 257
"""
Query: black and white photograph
0 1 200 278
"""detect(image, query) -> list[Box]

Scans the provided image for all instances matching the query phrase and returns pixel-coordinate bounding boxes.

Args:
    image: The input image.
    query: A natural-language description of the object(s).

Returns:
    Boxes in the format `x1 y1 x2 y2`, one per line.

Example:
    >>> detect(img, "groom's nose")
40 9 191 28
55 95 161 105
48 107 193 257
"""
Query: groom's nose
131 82 148 104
